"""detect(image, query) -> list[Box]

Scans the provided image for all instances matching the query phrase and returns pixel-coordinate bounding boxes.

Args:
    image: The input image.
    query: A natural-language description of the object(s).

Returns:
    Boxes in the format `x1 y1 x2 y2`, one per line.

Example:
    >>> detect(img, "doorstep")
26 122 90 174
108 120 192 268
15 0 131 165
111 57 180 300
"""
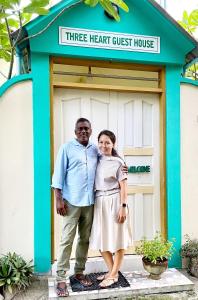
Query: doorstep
48 268 194 299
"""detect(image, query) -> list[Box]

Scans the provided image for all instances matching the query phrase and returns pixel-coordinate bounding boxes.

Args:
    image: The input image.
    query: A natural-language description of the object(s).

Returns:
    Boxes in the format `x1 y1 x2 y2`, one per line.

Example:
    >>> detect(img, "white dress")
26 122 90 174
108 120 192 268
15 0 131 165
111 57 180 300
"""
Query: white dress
89 155 133 253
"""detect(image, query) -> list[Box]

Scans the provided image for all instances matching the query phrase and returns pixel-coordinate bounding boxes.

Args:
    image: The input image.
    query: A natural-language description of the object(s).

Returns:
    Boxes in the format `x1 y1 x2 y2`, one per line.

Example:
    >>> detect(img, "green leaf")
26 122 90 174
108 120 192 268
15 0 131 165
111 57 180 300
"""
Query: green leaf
13 276 20 282
7 278 11 284
23 5 49 15
0 23 7 31
0 36 10 46
8 284 12 294
178 8 198 36
21 12 32 24
0 0 20 9
0 0 12 9
2 262 8 276
110 0 129 12
9 0 20 4
0 12 9 18
7 18 19 28
0 280 6 287
84 0 99 7
0 49 12 61
29 0 49 6
189 14 198 26
182 10 189 24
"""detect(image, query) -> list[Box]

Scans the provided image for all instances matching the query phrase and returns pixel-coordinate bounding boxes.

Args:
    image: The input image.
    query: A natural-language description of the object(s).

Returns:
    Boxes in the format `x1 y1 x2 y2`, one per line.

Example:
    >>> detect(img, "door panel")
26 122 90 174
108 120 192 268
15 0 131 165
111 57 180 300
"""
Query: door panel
53 88 160 259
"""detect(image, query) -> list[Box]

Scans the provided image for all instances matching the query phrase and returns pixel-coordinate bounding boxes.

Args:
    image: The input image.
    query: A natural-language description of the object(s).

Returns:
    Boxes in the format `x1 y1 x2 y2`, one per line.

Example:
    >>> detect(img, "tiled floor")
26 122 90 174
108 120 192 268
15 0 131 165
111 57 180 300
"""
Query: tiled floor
48 268 194 299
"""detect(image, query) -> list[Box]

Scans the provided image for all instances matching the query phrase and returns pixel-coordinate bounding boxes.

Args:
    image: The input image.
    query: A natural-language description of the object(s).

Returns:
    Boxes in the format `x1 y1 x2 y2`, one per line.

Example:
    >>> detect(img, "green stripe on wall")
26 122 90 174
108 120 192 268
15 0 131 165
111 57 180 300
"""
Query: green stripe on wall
181 78 198 87
0 74 32 97
166 65 182 268
32 53 51 273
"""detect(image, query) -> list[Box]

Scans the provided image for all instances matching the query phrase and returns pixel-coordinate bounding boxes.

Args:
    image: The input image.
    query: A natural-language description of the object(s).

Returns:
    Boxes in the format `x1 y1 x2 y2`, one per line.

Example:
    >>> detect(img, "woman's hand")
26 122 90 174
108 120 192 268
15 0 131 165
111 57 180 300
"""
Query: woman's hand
117 207 127 223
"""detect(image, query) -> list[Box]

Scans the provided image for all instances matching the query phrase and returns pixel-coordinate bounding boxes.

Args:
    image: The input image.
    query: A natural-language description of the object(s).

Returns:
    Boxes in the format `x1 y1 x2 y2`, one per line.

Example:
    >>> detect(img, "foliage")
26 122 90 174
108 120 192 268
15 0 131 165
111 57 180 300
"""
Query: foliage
84 0 129 22
0 0 50 62
181 235 198 258
0 0 50 79
184 64 198 81
0 0 129 79
178 9 198 36
178 9 198 80
135 232 175 264
0 252 34 294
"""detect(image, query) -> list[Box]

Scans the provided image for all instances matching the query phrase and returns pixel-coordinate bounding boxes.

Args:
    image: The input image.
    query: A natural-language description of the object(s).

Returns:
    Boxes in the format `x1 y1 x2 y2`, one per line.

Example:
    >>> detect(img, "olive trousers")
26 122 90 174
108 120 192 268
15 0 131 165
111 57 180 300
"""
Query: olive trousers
56 201 94 280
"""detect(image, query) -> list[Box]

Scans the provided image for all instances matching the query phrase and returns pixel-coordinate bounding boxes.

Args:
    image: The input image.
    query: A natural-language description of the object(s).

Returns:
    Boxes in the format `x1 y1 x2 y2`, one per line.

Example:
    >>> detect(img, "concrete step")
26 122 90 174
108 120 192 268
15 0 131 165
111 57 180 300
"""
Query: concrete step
48 268 194 299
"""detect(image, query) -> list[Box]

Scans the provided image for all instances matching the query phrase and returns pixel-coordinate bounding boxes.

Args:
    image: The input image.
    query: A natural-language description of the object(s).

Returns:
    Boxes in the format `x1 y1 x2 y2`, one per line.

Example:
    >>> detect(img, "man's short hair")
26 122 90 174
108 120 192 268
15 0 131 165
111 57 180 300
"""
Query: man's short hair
75 118 91 129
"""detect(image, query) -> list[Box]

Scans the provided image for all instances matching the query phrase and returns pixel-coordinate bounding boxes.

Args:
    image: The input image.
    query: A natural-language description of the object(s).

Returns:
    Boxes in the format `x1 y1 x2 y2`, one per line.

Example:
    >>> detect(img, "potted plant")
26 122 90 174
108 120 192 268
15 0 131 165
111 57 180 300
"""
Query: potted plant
181 235 198 277
135 232 175 280
0 252 34 299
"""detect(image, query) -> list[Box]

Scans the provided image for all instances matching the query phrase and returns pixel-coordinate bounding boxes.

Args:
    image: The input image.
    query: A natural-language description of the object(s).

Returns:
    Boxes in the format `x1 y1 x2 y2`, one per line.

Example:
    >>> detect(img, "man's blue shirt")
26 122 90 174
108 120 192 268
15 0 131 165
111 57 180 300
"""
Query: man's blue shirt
52 139 98 206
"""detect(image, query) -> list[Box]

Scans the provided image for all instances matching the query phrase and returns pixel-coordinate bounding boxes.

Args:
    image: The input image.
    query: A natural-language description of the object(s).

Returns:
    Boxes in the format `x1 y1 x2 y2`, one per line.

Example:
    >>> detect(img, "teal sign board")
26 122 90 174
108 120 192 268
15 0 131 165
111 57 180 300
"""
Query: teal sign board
128 165 151 173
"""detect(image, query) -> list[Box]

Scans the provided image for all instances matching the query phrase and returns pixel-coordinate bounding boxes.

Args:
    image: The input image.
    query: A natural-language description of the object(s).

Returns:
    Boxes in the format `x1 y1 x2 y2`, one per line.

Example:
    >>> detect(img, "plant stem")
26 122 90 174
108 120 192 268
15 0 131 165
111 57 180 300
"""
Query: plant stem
4 10 14 78
193 63 198 80
13 11 23 48
0 70 8 79
8 49 14 79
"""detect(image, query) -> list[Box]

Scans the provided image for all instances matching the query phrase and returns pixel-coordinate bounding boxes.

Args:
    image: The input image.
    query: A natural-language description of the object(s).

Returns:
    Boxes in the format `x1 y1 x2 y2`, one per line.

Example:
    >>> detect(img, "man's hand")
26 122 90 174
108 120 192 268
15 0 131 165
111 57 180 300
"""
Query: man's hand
54 188 68 216
56 198 68 216
121 164 128 174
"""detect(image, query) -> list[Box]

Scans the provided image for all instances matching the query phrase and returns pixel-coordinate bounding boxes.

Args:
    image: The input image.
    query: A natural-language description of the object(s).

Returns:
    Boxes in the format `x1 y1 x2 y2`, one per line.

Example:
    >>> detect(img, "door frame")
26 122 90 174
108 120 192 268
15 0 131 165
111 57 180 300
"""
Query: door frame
50 57 167 262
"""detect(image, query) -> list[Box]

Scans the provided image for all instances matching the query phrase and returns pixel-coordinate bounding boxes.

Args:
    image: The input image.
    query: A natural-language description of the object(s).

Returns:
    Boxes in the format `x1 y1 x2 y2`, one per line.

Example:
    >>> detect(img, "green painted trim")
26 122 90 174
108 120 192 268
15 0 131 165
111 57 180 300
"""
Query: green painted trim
147 0 196 49
32 53 51 273
0 74 32 97
24 0 196 52
181 78 198 87
166 65 182 268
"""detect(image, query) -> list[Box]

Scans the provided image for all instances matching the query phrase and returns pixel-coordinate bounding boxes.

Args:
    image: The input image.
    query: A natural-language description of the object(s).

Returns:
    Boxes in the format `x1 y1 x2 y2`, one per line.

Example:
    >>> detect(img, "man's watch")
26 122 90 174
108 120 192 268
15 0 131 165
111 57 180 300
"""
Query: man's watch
120 203 127 208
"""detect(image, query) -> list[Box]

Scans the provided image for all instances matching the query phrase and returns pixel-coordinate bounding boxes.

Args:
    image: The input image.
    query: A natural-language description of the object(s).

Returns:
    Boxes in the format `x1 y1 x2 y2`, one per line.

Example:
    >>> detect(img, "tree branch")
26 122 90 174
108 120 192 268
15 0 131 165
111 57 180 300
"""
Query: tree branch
194 63 198 80
0 70 8 79
17 0 83 46
13 10 23 48
4 13 13 48
3 9 15 78
8 48 14 79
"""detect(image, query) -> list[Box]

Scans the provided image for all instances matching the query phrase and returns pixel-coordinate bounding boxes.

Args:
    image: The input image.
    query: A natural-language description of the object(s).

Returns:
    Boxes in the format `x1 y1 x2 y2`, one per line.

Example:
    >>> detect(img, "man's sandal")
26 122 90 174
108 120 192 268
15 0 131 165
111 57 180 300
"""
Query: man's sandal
99 276 118 288
73 274 92 287
56 282 69 297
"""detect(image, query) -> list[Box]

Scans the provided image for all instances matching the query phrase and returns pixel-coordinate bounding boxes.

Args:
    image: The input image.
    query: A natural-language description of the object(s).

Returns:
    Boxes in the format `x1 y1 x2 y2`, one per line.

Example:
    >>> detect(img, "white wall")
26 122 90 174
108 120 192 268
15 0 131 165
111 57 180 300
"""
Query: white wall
181 83 198 241
0 60 9 86
0 81 33 261
0 79 197 263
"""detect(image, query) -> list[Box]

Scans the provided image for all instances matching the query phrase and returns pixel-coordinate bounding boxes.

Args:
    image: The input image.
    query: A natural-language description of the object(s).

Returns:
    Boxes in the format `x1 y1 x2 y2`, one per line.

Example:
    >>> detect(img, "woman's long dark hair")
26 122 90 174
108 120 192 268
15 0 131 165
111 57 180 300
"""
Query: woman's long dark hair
98 130 121 159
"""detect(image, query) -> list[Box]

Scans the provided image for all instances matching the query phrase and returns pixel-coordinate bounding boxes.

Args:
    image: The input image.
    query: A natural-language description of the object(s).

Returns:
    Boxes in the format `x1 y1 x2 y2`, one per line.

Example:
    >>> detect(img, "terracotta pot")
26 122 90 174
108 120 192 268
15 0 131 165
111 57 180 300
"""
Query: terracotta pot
142 256 168 280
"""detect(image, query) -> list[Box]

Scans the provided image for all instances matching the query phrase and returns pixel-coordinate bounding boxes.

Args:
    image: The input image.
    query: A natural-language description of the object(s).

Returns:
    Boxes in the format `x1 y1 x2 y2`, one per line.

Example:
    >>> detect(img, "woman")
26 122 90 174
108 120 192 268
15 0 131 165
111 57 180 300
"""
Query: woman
89 130 132 288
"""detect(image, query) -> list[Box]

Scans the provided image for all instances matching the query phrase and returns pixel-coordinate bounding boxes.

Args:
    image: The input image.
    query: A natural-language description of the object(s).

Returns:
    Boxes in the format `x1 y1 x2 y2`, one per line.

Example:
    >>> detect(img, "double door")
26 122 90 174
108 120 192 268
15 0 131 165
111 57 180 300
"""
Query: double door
53 88 160 258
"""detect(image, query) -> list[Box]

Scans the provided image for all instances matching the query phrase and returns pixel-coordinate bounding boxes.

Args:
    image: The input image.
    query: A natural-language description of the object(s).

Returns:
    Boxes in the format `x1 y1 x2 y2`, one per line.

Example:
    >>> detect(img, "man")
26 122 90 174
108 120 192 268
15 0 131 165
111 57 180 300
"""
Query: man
52 118 98 297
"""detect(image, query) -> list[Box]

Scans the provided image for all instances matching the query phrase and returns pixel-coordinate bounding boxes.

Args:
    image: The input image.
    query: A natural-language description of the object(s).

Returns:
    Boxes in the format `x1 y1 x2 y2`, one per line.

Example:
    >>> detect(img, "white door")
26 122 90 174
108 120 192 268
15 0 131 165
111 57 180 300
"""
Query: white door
53 88 160 259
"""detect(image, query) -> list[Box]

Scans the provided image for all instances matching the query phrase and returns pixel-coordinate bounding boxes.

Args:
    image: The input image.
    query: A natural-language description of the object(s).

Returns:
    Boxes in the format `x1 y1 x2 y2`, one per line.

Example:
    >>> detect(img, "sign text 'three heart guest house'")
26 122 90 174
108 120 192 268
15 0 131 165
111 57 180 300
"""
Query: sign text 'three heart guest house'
59 27 160 53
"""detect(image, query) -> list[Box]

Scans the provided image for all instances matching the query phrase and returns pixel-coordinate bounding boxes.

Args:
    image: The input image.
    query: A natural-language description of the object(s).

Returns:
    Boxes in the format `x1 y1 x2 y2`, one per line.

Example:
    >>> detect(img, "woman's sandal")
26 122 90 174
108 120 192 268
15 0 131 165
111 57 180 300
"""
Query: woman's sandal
97 272 109 281
99 276 118 288
56 282 69 297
